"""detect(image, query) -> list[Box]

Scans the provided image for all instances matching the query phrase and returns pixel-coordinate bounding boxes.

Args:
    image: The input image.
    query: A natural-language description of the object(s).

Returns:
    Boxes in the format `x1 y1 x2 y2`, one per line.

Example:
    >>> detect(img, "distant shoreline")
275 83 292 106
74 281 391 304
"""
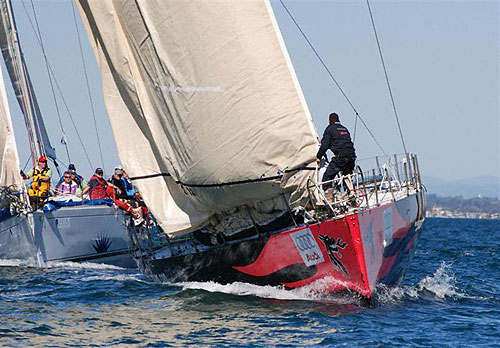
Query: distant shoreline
426 215 499 221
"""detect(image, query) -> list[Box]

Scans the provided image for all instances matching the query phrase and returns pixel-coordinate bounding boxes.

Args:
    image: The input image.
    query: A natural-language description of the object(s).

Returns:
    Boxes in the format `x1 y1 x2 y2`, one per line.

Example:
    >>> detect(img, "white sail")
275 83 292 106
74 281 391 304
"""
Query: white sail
77 0 318 236
0 63 22 191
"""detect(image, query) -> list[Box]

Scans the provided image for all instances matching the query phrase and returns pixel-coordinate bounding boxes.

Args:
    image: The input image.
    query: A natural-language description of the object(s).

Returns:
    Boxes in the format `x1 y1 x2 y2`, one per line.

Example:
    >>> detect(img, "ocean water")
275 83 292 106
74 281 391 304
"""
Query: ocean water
0 218 498 347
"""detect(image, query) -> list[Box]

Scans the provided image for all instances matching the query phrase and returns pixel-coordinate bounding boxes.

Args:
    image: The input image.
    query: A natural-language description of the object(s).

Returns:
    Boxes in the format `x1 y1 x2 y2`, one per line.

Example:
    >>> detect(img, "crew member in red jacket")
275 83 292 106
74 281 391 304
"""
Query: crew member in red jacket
81 168 109 200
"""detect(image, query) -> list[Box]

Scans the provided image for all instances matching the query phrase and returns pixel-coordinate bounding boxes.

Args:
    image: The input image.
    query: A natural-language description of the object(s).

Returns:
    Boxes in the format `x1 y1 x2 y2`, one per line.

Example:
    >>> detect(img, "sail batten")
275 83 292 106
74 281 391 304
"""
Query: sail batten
78 0 317 235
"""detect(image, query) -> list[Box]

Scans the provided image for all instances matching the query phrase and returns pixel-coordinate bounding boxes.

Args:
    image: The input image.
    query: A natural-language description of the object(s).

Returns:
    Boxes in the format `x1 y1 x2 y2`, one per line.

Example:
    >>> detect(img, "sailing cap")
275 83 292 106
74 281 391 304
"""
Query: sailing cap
95 168 104 175
38 156 47 162
114 165 123 175
68 163 76 170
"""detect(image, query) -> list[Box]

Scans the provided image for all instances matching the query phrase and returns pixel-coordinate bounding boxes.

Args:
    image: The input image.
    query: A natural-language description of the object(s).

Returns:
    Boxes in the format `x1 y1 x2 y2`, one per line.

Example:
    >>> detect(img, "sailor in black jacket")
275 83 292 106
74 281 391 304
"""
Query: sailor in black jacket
316 113 356 196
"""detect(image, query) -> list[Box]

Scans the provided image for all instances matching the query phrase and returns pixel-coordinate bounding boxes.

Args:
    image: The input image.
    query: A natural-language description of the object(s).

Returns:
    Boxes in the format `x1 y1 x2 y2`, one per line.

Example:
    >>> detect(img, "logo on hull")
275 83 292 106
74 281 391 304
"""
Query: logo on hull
291 228 325 267
93 232 112 253
318 234 349 277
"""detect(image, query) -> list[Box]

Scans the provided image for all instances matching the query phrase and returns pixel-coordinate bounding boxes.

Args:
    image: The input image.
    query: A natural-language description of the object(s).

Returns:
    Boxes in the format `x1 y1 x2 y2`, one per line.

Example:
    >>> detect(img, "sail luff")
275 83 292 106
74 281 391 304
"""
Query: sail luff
264 0 319 143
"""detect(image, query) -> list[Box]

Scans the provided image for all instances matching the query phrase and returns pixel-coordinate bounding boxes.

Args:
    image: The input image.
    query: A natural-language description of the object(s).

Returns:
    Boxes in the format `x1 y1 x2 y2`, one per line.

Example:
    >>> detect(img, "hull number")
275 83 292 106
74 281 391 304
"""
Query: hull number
55 218 70 229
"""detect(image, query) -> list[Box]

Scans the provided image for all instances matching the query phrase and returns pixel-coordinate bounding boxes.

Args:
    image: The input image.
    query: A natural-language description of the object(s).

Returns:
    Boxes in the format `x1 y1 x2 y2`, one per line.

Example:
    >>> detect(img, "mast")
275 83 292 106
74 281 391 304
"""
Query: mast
0 0 56 167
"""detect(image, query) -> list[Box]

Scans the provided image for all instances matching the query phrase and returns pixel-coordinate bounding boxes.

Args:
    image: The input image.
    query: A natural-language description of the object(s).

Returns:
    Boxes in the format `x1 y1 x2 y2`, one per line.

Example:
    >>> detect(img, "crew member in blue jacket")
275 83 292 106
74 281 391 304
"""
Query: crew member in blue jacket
316 113 356 200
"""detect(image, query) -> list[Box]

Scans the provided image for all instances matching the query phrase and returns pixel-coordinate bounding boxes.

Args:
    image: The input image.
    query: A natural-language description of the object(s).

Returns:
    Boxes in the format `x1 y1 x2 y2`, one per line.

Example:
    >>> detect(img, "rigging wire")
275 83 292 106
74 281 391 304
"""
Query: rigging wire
70 0 105 172
27 0 71 164
22 154 31 171
23 61 62 176
19 0 94 171
1 0 37 166
278 0 387 157
366 0 408 155
353 113 359 143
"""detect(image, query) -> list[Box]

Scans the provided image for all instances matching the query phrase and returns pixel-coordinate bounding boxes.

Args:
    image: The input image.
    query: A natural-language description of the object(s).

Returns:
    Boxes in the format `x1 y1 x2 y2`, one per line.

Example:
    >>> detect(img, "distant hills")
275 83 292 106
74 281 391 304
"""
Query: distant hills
423 176 499 199
426 194 500 215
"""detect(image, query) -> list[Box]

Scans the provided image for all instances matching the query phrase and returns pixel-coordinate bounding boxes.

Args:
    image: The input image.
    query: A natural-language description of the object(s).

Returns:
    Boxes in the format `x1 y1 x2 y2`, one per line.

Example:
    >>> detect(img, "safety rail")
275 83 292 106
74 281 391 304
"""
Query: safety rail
127 154 424 249
307 153 423 218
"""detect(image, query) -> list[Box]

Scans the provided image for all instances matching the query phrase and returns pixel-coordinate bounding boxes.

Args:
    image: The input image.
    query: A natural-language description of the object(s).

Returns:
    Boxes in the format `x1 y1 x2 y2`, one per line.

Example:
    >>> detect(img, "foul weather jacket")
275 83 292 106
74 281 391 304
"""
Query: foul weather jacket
316 122 356 160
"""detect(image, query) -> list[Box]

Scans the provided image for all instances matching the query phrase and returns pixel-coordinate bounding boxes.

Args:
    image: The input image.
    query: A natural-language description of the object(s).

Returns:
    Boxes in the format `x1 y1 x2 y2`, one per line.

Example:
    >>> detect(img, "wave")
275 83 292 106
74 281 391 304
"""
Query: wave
44 261 126 271
81 274 147 283
179 276 357 303
0 258 125 271
0 258 41 268
178 262 476 305
374 261 470 304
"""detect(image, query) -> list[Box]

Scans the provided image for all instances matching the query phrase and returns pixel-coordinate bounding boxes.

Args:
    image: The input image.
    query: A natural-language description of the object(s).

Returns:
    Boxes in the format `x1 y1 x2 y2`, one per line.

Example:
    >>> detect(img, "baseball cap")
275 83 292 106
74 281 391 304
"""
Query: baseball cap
68 163 76 170
95 168 104 175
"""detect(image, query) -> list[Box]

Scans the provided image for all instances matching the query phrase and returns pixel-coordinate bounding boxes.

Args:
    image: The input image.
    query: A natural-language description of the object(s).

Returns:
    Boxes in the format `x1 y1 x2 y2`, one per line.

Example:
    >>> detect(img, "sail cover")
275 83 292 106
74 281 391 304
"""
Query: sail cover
0 63 22 190
77 0 318 235
0 0 56 161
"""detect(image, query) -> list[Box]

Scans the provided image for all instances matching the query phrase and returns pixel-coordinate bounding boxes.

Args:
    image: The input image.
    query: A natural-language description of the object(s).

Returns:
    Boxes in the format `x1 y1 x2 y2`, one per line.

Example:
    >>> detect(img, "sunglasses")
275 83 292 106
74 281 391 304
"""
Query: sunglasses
64 176 71 179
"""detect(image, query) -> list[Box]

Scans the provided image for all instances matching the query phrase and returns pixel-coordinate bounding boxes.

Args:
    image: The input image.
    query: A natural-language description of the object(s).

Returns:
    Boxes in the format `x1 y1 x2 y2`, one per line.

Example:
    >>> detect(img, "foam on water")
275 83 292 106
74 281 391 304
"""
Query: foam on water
179 262 471 305
44 260 126 271
0 258 40 268
180 276 355 303
0 258 125 271
81 274 147 283
374 261 465 304
416 261 460 298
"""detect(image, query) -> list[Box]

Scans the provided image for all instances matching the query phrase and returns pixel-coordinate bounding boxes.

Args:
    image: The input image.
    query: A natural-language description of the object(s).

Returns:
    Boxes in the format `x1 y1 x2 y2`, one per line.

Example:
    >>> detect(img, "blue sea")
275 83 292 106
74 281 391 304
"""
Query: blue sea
1 218 498 346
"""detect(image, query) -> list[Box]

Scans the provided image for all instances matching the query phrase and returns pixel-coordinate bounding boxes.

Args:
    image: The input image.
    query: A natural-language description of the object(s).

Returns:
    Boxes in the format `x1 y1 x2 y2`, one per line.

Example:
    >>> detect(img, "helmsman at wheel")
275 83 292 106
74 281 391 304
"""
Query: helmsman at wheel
316 112 357 200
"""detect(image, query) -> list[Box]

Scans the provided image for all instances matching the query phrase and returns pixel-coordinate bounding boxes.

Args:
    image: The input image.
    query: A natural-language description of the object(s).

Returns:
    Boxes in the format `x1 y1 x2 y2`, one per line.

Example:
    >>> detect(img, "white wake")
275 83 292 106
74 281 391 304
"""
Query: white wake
180 276 355 303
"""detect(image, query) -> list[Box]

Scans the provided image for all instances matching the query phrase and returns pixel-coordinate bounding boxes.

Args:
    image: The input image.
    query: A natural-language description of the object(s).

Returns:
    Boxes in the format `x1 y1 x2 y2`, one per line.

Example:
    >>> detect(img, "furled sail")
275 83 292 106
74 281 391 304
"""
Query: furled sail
77 0 318 236
0 62 22 191
0 0 56 162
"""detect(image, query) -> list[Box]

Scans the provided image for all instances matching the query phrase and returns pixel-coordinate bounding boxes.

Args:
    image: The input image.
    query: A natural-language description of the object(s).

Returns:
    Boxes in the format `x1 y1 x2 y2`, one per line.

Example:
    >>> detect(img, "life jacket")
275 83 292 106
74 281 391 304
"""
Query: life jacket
30 167 50 196
88 175 108 200
57 181 78 195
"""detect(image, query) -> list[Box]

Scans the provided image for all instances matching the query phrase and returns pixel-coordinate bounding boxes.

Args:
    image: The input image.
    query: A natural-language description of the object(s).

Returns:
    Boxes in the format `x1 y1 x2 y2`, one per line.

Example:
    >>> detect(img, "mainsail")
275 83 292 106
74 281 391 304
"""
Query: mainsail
0 61 22 191
77 0 318 236
0 0 56 162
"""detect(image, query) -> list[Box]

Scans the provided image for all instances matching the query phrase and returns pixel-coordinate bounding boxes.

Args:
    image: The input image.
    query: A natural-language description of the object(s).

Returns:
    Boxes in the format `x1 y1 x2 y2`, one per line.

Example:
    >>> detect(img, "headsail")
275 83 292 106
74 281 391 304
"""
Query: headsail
0 61 22 191
0 0 56 162
77 0 318 236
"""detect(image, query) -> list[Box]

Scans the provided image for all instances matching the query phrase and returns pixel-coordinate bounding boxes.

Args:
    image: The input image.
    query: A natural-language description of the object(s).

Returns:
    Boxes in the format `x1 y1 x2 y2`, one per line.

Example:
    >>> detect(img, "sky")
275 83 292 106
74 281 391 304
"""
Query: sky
3 0 500 184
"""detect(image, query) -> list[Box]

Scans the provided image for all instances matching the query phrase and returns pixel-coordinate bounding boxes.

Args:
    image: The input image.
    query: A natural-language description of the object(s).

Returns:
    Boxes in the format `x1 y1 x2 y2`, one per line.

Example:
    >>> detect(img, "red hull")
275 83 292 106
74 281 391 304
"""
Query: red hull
133 192 424 300
232 193 423 298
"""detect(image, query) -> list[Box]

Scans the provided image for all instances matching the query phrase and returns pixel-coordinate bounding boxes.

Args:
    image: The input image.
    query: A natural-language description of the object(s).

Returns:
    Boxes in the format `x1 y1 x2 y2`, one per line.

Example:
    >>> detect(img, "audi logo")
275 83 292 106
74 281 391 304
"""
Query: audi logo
295 234 316 252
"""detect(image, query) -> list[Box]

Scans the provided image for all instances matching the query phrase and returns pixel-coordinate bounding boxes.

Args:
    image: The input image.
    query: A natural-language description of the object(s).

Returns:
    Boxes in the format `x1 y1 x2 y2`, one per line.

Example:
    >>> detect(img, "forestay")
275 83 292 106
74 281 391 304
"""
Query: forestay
77 0 318 236
0 65 22 191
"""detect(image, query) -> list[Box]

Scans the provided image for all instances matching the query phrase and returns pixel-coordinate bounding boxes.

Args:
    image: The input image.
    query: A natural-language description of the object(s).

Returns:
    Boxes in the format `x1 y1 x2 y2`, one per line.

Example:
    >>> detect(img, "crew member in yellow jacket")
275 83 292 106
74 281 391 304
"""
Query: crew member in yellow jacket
21 156 53 210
